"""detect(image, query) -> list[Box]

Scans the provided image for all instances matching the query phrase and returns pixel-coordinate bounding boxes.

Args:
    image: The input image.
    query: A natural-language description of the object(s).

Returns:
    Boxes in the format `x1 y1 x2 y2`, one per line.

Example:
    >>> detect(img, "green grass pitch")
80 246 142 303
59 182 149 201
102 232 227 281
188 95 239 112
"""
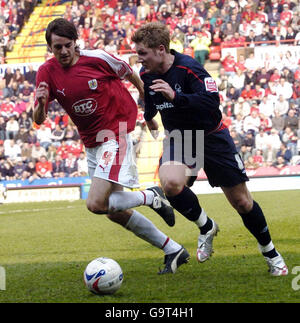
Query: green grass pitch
0 190 299 303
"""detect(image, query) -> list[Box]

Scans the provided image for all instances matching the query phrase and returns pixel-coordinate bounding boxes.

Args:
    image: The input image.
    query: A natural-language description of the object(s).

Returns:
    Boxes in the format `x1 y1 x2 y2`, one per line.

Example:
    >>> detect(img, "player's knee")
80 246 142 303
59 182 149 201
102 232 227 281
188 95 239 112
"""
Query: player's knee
162 178 185 196
232 197 253 214
86 199 108 214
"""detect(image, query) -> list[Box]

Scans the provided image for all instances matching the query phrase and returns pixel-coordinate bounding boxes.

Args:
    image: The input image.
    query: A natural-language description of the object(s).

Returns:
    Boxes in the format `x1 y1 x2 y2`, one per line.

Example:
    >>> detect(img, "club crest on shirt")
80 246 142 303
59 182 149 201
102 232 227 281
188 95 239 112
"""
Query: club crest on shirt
88 79 98 90
204 77 218 93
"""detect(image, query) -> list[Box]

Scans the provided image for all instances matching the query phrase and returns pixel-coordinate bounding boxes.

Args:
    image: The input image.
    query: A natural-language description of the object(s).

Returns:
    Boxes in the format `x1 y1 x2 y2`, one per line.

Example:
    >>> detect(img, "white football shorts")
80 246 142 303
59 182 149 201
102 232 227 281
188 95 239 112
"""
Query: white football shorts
86 134 140 189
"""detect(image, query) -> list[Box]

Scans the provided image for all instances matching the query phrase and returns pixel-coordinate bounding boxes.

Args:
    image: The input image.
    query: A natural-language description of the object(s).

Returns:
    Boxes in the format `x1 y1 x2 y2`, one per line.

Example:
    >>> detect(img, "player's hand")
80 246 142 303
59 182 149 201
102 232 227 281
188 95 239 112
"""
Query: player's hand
36 82 49 106
149 79 175 101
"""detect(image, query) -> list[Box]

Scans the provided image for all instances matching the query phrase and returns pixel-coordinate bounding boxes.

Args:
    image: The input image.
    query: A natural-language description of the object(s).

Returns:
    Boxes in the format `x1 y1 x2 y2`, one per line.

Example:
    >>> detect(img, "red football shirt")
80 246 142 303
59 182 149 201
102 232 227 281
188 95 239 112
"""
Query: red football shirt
36 49 137 148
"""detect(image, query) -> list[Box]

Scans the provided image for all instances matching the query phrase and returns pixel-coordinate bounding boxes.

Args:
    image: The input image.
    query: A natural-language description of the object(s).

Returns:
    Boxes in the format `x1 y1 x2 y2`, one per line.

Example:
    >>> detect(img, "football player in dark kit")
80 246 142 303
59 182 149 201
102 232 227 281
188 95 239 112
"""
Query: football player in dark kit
132 22 288 276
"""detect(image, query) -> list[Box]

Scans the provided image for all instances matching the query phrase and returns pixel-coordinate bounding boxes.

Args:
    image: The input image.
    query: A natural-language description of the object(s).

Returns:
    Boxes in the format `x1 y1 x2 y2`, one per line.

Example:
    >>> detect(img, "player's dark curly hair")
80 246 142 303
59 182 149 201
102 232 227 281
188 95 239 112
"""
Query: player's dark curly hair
45 18 78 46
131 22 170 53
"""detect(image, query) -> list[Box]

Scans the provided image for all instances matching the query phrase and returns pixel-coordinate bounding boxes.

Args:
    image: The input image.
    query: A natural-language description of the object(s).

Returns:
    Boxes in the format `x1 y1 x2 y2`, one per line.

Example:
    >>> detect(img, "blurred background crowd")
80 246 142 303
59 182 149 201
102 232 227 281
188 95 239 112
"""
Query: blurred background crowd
0 0 300 182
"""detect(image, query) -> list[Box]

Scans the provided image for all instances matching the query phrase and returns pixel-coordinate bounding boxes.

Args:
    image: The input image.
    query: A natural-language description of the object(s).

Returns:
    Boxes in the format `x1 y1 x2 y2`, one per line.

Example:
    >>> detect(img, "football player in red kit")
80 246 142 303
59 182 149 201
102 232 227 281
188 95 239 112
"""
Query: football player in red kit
34 18 189 274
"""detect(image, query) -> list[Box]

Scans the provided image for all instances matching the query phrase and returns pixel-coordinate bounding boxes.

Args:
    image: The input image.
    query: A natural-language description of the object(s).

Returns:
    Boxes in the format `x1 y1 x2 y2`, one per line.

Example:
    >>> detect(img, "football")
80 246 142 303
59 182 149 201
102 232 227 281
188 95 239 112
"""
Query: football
83 257 123 295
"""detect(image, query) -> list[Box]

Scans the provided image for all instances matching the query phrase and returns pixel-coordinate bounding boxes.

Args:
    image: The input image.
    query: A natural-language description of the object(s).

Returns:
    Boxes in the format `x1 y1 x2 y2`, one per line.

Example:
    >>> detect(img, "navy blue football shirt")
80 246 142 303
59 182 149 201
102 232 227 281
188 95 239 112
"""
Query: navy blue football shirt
140 50 222 134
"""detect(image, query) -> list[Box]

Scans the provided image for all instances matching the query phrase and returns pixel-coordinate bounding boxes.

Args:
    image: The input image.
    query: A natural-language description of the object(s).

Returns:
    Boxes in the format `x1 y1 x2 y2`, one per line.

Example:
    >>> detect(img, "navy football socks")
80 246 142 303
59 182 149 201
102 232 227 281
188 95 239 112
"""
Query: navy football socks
166 186 213 234
239 200 278 258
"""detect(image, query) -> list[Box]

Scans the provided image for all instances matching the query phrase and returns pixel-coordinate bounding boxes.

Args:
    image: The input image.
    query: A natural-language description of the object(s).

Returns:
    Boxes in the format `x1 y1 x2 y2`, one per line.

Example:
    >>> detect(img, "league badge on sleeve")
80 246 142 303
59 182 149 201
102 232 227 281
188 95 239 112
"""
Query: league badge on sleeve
204 77 218 93
88 79 98 90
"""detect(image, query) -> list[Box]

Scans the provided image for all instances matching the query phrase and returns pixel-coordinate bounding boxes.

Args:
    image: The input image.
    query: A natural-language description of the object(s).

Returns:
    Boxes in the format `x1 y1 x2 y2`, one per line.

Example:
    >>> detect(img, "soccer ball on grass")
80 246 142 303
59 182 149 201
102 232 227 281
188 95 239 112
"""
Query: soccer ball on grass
83 257 123 295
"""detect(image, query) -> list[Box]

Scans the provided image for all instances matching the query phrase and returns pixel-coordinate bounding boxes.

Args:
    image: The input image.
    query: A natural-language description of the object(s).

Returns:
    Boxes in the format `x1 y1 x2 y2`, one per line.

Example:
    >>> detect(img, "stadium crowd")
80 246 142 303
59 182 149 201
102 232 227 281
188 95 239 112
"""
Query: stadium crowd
0 0 300 182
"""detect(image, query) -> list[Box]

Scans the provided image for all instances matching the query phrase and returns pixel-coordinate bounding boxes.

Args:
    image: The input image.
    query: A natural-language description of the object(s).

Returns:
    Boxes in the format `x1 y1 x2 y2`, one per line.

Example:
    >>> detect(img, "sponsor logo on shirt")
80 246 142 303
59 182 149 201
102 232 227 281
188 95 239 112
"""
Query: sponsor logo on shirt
204 77 218 93
155 102 174 110
72 98 97 116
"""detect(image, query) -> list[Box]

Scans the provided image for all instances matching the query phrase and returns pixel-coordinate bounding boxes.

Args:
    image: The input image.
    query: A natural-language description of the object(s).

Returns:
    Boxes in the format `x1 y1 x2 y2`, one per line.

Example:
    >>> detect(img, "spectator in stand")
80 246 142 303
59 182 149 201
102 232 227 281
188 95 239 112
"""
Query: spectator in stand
170 34 184 53
20 142 32 163
256 67 271 89
259 96 274 118
19 80 34 102
4 138 21 162
284 108 299 131
0 160 15 180
276 143 292 164
230 128 243 152
272 109 285 135
31 142 47 161
18 111 32 131
230 31 246 47
77 151 88 176
239 144 252 163
35 155 53 178
274 94 289 116
235 54 247 72
64 124 80 144
137 0 150 21
232 113 244 133
221 53 236 77
36 123 52 151
255 27 272 46
226 86 240 101
51 124 65 147
276 77 293 100
241 4 255 23
5 115 19 139
13 157 26 180
0 116 6 141
242 130 255 152
259 113 272 133
244 52 258 72
244 155 260 170
126 1 138 18
245 28 257 47
64 152 78 177
184 26 196 47
272 155 287 169
228 68 245 96
282 126 298 156
268 7 280 28
243 108 261 134
1 67 14 98
253 149 265 167
56 140 70 160
291 80 300 107
26 160 40 183
24 65 37 86
241 83 254 101
266 128 282 163
52 154 66 178
13 98 27 117
234 97 251 118
26 128 37 145
280 3 293 26
12 68 25 88
15 125 29 144
285 26 297 44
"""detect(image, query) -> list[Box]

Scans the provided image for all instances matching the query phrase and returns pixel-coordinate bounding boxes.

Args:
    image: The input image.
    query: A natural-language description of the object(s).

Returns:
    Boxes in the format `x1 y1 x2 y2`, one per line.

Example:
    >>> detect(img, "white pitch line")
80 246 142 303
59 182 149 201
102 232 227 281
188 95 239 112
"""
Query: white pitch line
0 205 85 215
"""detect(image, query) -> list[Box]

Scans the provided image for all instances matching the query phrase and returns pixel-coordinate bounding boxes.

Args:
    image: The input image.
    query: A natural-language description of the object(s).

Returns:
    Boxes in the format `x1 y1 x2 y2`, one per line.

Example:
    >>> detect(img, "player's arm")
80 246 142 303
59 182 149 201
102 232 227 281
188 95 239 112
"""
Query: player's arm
125 71 144 101
33 81 49 125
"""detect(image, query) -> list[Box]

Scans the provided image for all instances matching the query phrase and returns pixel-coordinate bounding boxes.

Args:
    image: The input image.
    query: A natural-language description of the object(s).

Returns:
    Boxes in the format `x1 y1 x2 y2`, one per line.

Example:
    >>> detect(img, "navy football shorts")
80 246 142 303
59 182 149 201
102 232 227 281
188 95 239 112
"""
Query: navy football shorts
159 128 249 188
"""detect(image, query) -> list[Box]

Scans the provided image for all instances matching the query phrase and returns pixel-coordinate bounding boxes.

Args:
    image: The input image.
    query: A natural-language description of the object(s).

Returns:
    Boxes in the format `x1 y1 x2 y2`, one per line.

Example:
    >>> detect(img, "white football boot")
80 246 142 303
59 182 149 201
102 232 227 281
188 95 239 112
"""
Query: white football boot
196 219 219 263
264 253 288 276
